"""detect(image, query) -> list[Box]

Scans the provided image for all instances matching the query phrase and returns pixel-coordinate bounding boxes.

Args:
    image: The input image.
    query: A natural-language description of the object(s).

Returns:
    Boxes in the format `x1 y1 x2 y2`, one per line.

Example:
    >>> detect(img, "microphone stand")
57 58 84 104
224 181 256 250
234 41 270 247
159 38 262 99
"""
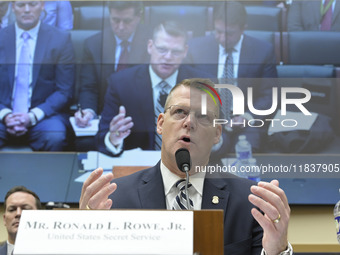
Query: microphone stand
183 164 190 210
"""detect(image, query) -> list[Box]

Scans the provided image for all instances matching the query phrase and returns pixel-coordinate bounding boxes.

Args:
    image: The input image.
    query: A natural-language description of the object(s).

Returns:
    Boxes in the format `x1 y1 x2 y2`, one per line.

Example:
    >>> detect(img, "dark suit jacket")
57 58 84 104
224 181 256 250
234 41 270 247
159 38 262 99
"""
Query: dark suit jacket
0 23 74 117
288 0 340 31
110 161 263 255
0 242 7 255
187 34 277 116
78 25 151 113
96 64 213 155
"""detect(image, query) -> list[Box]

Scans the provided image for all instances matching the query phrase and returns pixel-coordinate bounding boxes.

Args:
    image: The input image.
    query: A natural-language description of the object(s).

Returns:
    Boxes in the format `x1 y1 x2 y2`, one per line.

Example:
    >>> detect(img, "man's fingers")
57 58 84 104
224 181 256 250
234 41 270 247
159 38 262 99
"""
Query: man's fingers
83 173 114 203
110 116 133 133
110 115 132 128
15 130 27 136
249 181 290 229
80 168 102 207
116 120 134 133
258 180 289 209
6 128 16 135
250 207 275 232
248 192 280 225
80 168 113 209
75 112 93 127
87 183 117 210
6 119 19 127
118 105 126 115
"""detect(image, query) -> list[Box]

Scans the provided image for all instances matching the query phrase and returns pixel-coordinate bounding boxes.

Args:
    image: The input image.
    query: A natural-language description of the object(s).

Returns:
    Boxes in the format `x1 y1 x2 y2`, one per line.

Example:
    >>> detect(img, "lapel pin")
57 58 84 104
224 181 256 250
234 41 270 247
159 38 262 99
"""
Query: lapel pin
212 196 219 204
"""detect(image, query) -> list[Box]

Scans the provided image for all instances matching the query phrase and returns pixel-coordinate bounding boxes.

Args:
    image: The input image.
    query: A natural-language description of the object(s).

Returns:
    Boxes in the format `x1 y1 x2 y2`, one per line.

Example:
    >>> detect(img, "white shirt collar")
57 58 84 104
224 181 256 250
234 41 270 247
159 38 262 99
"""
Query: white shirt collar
160 161 205 197
15 20 41 41
219 34 244 56
114 32 134 46
6 241 14 255
149 65 178 89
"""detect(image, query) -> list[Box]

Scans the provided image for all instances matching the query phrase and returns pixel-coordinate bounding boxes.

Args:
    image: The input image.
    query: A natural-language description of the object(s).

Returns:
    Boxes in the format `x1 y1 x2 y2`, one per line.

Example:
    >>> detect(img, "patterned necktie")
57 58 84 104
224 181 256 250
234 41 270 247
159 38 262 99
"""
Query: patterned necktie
116 40 129 72
220 49 234 120
154 81 169 150
320 0 333 31
172 179 194 210
13 32 30 113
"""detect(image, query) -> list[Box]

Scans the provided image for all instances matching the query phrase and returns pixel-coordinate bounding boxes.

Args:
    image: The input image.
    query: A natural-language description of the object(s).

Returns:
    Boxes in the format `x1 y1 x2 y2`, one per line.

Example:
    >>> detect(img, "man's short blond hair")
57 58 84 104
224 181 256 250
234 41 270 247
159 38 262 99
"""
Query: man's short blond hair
164 78 220 116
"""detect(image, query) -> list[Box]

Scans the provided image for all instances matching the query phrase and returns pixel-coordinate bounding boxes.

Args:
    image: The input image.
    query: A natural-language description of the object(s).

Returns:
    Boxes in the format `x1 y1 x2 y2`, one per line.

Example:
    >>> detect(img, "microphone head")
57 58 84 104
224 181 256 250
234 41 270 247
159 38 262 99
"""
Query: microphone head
175 148 191 172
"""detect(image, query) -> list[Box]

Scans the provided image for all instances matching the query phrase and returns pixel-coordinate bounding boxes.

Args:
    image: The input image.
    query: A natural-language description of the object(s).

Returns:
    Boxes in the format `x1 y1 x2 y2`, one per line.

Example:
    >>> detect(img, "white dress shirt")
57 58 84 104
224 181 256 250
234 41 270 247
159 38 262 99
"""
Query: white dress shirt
7 241 14 255
160 161 205 210
217 35 243 79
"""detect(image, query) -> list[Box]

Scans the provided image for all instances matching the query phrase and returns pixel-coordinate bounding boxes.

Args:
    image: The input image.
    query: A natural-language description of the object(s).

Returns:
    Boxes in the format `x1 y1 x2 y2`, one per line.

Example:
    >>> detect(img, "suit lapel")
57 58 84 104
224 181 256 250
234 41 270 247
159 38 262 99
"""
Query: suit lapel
238 35 260 79
238 35 250 79
0 242 7 255
5 25 16 87
138 162 167 209
206 36 219 76
102 28 116 66
202 178 229 217
332 1 340 24
100 28 116 81
130 24 149 63
135 65 156 147
32 24 48 89
177 65 186 82
310 1 322 21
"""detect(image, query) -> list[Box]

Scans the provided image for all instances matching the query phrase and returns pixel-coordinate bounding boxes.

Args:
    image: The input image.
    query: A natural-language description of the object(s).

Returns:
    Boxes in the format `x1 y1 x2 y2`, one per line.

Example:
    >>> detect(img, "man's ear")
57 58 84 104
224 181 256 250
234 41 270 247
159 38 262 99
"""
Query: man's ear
157 113 164 135
3 211 6 226
213 124 222 145
147 39 153 55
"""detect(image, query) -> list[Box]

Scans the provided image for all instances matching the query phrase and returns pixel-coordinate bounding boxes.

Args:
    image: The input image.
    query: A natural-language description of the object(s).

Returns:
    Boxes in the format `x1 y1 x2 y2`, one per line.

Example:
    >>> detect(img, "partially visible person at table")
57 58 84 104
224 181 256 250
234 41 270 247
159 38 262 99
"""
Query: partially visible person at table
0 186 41 255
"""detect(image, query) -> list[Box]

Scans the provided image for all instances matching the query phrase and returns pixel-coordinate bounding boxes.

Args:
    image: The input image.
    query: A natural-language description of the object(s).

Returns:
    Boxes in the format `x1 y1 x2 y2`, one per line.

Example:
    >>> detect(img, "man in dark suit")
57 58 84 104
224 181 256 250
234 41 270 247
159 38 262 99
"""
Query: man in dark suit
96 21 213 156
288 0 340 31
80 78 292 255
0 1 74 151
74 1 150 128
1 186 41 255
187 1 277 155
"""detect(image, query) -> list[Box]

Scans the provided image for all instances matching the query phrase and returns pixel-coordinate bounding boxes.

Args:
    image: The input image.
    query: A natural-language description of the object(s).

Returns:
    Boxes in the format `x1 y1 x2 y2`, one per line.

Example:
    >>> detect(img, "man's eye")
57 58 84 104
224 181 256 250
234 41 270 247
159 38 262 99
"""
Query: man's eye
123 19 133 24
174 108 186 115
29 2 39 7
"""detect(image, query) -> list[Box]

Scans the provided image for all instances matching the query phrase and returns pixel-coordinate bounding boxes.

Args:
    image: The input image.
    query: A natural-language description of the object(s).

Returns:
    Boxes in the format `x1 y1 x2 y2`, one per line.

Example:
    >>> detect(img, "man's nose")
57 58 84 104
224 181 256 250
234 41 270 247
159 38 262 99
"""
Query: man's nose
15 207 22 216
163 50 173 59
118 21 125 30
24 4 31 12
183 113 196 130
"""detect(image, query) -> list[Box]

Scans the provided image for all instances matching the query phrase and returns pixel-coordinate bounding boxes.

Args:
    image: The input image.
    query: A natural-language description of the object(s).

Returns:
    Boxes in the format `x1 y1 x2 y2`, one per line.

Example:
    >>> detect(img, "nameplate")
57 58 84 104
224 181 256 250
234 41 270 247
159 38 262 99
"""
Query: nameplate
15 210 193 255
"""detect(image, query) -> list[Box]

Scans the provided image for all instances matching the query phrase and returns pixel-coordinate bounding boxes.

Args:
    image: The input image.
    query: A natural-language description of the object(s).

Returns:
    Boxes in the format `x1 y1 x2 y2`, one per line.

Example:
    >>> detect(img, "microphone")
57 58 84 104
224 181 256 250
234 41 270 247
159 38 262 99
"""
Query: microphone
45 202 70 210
175 148 192 209
175 148 191 173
